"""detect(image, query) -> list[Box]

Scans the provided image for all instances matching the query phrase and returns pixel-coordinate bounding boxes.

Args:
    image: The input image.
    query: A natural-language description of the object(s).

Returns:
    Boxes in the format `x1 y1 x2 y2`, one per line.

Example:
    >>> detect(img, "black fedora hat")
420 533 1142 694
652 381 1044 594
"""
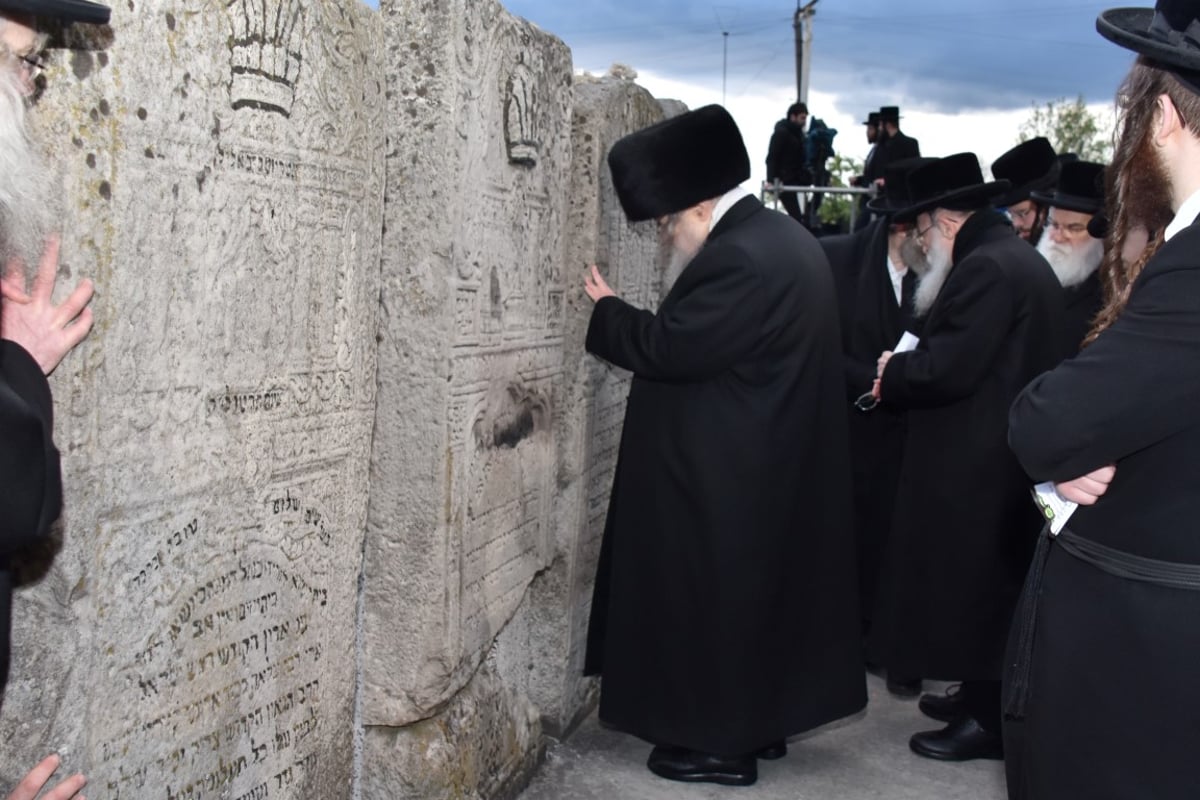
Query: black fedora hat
991 137 1059 207
862 111 881 126
894 153 1011 223
1031 160 1107 214
866 156 936 215
879 105 902 123
607 104 750 222
1098 1 1200 90
0 0 110 23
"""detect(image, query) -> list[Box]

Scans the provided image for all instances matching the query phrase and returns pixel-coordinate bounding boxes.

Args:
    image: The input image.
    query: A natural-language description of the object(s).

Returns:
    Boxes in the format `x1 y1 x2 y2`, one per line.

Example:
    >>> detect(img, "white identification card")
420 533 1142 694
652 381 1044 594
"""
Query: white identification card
1032 482 1077 536
894 331 920 353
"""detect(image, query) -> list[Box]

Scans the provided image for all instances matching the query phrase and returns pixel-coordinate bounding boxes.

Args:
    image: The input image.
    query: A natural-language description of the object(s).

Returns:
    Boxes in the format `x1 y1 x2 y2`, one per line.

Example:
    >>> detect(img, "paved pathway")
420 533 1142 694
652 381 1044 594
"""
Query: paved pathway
519 675 1007 800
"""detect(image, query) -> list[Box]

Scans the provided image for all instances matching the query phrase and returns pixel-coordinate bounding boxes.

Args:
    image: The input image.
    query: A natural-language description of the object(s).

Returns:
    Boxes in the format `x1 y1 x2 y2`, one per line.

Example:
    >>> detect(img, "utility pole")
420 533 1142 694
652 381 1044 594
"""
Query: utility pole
722 30 729 105
793 0 818 103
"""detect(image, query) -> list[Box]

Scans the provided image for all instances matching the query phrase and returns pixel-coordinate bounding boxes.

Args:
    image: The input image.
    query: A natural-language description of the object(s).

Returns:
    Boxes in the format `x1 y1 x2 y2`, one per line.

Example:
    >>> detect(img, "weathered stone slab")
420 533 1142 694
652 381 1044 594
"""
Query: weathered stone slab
363 0 573 727
0 3 385 798
528 76 668 735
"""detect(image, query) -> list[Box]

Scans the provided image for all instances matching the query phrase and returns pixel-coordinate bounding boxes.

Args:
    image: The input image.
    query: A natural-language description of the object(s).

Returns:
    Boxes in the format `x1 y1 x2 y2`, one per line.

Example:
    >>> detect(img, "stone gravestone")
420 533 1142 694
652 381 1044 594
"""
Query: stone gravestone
527 74 667 735
360 0 573 794
0 3 385 799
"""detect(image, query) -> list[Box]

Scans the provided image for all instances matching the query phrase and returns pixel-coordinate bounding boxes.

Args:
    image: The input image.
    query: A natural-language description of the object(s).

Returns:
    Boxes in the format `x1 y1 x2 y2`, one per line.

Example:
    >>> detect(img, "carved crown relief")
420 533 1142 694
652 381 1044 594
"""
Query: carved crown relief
227 0 306 117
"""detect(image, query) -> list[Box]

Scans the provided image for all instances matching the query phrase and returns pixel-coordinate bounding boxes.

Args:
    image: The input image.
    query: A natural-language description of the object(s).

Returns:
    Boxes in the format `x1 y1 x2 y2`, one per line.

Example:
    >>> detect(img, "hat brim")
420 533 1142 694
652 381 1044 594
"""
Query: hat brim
1029 190 1103 215
0 0 110 23
893 180 1011 223
1097 7 1200 73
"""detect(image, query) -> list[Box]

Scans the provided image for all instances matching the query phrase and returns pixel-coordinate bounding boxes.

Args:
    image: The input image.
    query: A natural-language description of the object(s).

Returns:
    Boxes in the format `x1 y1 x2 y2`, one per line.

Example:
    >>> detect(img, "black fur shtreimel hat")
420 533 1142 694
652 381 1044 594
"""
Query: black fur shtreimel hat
1098 0 1200 91
607 104 750 222
894 153 1011 223
0 0 110 23
991 137 1059 207
1030 160 1107 215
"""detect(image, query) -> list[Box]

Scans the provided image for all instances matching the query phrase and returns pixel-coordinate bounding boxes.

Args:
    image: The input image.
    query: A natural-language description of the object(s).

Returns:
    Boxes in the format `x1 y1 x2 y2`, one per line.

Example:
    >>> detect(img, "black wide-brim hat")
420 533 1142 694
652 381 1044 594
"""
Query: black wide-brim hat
862 111 880 125
1030 160 1107 214
893 152 1011 223
1098 1 1200 91
607 104 750 222
991 137 1059 207
866 156 936 215
0 0 110 23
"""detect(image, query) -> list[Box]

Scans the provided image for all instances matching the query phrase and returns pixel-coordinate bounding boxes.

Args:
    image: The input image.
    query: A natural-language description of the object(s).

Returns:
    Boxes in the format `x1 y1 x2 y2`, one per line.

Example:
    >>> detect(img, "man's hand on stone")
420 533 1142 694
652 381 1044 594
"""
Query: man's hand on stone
584 264 616 303
1 236 95 376
6 754 86 800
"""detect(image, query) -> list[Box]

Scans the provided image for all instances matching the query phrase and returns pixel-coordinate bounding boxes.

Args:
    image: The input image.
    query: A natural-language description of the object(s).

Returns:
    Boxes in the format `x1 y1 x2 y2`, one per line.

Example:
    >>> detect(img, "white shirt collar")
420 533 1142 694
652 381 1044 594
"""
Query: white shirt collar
886 255 907 306
1165 188 1200 242
709 186 755 233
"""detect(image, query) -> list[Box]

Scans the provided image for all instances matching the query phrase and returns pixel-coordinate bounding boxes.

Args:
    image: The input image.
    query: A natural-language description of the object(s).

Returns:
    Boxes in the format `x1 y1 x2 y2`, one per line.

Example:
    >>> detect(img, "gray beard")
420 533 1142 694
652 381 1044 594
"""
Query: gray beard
913 234 953 318
0 66 54 272
659 237 699 295
1038 235 1103 289
900 233 930 277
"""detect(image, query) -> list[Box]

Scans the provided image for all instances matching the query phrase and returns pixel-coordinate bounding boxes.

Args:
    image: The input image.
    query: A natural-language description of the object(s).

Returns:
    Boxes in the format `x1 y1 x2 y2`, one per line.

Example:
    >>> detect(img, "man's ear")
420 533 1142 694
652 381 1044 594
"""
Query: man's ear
1155 93 1182 145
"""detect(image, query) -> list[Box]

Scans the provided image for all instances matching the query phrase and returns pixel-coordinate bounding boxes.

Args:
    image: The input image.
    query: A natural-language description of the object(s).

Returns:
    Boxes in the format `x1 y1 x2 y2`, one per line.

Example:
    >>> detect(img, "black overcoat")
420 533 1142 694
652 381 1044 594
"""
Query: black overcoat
883 131 920 164
822 220 916 628
583 197 866 757
1056 271 1102 357
1004 218 1200 799
0 340 62 693
871 211 1063 681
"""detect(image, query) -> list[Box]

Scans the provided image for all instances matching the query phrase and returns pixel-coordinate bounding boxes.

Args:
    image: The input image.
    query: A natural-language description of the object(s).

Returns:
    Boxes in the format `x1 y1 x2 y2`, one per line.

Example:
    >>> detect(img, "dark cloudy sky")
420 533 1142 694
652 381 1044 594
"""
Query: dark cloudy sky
499 0 1134 115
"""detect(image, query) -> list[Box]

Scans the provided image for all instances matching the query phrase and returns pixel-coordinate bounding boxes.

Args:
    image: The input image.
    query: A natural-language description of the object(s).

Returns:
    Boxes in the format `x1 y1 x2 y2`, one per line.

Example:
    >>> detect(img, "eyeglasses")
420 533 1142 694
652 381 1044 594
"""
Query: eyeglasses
854 391 879 412
12 52 45 79
1008 206 1037 223
21 54 46 78
914 220 935 239
1045 218 1089 236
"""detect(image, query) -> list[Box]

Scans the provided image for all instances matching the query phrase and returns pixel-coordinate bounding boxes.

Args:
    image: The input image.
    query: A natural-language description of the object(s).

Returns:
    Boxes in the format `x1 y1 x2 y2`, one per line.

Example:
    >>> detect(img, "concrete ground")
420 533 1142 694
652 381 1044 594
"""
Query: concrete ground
518 674 1007 800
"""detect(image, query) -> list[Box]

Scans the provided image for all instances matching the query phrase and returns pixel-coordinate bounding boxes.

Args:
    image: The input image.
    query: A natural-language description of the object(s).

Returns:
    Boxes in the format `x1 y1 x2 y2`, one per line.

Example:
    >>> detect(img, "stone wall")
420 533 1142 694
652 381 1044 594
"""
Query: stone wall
0 2 673 798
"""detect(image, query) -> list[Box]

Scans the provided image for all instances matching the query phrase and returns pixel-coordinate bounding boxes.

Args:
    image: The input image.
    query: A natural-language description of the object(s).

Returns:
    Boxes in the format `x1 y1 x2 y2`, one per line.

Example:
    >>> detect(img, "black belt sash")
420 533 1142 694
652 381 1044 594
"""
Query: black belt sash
1005 526 1200 720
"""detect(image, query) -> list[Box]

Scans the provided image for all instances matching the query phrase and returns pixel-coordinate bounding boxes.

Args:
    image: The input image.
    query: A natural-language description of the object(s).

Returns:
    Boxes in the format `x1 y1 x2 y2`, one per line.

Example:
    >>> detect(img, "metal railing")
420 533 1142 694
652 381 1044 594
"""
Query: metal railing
760 181 877 232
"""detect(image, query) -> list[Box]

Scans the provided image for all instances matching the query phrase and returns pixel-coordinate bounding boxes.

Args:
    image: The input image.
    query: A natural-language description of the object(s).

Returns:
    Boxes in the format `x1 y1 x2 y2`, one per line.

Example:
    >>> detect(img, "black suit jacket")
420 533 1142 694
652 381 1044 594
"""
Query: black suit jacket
884 130 920 163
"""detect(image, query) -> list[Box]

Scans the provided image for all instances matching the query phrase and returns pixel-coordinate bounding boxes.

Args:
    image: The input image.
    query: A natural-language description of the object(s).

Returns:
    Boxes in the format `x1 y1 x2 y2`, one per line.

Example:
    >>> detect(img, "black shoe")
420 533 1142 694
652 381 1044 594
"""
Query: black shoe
918 683 964 723
647 746 758 786
754 740 786 760
908 716 1004 761
886 675 922 698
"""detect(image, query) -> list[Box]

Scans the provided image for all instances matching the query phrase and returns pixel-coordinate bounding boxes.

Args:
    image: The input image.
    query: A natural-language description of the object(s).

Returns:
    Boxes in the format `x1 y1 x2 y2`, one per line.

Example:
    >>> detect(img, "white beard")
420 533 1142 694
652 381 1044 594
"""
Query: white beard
1038 234 1103 289
658 217 703 295
0 63 54 271
913 232 953 317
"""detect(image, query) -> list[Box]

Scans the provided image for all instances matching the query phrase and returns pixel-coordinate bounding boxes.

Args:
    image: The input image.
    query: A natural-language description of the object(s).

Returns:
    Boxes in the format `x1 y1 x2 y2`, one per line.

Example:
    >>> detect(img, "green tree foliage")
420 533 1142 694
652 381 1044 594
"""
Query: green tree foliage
817 153 865 231
1018 95 1114 162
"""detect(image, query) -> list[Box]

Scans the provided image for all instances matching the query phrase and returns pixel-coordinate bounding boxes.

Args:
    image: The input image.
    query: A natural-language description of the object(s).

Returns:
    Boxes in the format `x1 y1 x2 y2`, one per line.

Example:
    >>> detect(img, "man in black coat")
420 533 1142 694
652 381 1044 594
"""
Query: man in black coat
821 157 929 698
582 104 865 787
765 102 811 225
1004 3 1200 797
1030 160 1107 355
870 153 1065 761
1 2 106 797
991 138 1059 246
878 105 920 167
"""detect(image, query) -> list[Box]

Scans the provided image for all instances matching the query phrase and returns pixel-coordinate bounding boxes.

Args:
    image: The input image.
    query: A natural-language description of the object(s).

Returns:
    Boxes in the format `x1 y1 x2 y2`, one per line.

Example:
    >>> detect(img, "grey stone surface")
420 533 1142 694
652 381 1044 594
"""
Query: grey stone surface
518 677 1008 800
1 3 386 798
362 0 573 734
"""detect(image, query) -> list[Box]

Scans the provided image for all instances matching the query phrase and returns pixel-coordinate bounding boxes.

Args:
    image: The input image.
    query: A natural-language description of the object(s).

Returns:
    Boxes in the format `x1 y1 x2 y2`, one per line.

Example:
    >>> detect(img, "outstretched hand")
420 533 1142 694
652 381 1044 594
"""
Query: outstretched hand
1 237 95 376
583 265 616 303
6 754 86 800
